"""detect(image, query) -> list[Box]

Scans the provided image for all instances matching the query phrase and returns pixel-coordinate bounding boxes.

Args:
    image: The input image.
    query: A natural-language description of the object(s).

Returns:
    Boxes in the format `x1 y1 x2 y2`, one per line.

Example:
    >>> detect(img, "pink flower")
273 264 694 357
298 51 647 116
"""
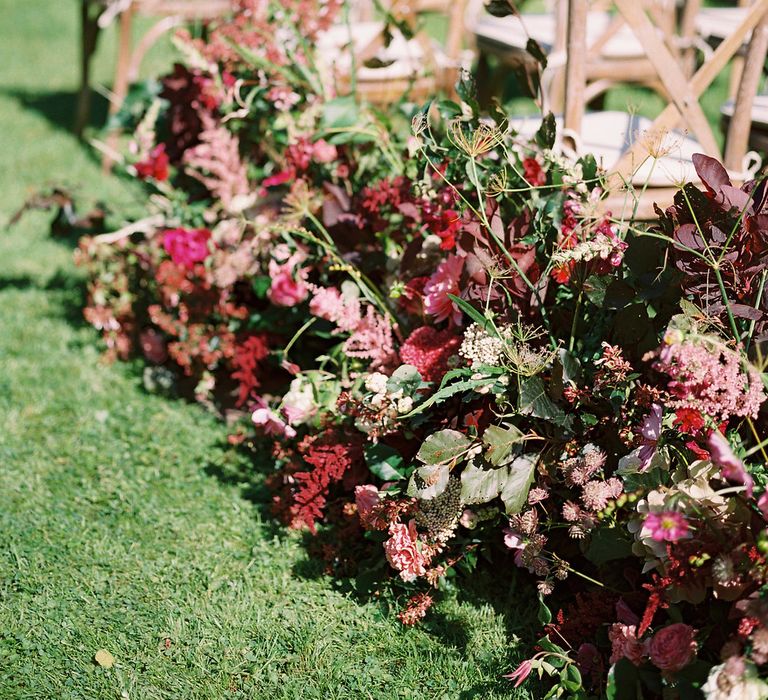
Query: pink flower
644 511 690 543
708 430 754 497
383 519 430 582
758 491 768 521
637 403 663 470
267 249 309 307
261 169 294 189
355 485 380 528
252 407 296 439
312 139 338 164
162 228 212 267
608 623 649 666
423 255 464 324
503 659 533 687
649 623 697 673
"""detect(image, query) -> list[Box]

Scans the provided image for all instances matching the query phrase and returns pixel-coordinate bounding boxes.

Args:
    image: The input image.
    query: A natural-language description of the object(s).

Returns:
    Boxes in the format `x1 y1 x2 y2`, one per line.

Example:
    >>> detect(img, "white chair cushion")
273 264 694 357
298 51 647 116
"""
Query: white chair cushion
472 12 648 59
721 94 768 128
695 7 750 42
510 111 706 187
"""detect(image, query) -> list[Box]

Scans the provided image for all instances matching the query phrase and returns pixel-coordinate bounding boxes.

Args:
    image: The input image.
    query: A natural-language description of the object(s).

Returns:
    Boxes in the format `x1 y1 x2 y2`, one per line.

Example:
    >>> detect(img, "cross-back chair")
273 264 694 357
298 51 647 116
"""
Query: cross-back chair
99 0 231 169
318 0 468 105
557 0 768 219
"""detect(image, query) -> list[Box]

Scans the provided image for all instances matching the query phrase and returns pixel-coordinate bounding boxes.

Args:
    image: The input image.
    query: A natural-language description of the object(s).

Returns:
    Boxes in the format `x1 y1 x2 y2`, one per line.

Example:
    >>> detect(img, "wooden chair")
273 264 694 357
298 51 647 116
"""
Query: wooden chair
525 0 768 219
472 0 692 110
317 0 468 105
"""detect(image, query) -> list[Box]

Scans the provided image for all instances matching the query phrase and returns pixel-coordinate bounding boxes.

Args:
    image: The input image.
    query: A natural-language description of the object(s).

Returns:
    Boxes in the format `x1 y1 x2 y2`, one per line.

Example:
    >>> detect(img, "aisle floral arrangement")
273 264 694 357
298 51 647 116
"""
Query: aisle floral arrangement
69 1 768 697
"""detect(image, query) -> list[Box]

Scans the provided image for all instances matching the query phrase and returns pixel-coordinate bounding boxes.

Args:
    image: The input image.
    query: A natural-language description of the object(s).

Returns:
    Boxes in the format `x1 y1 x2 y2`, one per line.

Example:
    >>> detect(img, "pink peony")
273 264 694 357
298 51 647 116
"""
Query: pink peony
383 519 430 582
162 228 212 267
649 623 697 673
423 255 464 325
644 511 690 543
608 623 649 666
355 485 380 528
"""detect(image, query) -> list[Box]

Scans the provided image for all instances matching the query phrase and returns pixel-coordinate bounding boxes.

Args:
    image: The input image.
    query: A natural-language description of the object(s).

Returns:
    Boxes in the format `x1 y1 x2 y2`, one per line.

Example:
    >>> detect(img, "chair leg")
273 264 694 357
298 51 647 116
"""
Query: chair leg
103 7 134 172
75 0 101 139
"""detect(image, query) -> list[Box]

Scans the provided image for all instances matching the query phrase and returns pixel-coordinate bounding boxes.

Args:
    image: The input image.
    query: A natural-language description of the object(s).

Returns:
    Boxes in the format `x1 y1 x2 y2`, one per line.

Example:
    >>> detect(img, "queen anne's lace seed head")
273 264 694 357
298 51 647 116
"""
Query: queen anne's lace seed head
459 323 507 368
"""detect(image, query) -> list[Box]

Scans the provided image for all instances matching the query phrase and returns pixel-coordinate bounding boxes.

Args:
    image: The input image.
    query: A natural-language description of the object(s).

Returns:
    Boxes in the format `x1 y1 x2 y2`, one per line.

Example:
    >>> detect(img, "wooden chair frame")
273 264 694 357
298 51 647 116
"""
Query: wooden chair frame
562 0 768 217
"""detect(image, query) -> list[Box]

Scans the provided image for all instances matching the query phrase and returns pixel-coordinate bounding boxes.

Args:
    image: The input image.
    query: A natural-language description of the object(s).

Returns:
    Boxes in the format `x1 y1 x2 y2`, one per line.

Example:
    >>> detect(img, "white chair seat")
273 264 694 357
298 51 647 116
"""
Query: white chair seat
473 12 648 59
695 7 750 42
317 21 455 82
721 94 768 128
510 111 711 187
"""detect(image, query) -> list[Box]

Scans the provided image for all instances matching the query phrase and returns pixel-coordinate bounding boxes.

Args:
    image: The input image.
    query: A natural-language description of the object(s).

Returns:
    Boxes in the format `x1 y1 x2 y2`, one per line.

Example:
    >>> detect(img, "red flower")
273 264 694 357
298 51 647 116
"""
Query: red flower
135 144 169 181
674 408 706 435
522 157 546 186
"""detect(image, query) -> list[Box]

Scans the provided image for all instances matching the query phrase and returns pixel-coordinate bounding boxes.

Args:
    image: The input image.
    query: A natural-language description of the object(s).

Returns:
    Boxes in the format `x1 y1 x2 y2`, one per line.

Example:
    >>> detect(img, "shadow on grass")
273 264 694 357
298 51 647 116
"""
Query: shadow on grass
0 87 110 138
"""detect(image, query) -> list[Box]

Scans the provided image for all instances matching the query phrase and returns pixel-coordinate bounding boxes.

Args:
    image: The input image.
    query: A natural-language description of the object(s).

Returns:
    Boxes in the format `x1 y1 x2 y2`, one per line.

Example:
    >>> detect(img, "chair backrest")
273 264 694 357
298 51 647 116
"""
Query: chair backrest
562 0 768 181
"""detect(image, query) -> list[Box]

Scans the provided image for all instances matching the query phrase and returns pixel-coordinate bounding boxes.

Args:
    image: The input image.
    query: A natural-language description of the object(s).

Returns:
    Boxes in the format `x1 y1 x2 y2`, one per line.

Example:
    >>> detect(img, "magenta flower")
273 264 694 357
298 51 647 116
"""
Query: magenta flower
503 659 533 687
162 228 212 267
644 511 690 543
424 255 464 324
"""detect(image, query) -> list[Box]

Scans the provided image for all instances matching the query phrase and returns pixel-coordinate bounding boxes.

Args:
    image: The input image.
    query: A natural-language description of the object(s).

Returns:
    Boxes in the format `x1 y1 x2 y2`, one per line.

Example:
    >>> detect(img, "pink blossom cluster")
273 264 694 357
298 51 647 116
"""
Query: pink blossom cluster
653 339 765 421
308 286 395 369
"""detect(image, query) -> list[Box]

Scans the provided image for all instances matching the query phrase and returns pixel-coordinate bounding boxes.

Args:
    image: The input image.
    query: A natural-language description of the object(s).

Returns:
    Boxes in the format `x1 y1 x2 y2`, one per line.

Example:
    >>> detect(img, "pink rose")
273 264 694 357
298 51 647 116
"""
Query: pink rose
383 520 430 582
312 139 338 164
608 624 649 666
355 485 380 528
649 623 697 673
162 228 212 267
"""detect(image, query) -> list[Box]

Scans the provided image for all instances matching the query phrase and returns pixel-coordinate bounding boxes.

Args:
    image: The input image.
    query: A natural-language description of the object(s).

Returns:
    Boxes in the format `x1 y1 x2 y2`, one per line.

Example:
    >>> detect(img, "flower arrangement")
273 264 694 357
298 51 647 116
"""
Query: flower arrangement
72 2 768 697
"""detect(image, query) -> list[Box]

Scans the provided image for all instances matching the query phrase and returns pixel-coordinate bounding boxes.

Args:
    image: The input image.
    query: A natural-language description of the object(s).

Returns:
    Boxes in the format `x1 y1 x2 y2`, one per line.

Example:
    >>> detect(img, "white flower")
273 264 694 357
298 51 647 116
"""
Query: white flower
365 372 389 395
397 396 413 414
703 662 768 700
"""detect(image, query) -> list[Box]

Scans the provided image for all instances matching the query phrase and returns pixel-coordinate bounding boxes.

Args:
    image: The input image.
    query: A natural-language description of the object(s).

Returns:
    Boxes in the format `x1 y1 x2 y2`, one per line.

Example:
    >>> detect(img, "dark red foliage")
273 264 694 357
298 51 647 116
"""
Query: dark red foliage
657 154 768 337
160 64 219 162
287 431 365 532
231 334 270 406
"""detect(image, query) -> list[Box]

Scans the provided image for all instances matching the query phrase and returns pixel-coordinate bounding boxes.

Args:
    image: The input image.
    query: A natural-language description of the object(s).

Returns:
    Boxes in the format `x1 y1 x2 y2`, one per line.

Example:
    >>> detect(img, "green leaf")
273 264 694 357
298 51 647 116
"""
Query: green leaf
500 454 536 513
606 659 640 700
460 458 508 504
402 377 497 418
446 294 491 329
365 443 407 481
557 348 582 384
416 429 471 465
584 274 609 306
518 377 561 421
386 364 422 396
407 464 450 500
321 95 360 130
483 424 524 466
526 38 548 70
535 112 556 149
585 527 633 566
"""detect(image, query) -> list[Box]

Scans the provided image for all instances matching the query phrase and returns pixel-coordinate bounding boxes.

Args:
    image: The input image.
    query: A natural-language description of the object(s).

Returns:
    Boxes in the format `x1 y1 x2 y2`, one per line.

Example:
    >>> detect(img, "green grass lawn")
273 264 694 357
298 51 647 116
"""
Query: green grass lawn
0 2 536 698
